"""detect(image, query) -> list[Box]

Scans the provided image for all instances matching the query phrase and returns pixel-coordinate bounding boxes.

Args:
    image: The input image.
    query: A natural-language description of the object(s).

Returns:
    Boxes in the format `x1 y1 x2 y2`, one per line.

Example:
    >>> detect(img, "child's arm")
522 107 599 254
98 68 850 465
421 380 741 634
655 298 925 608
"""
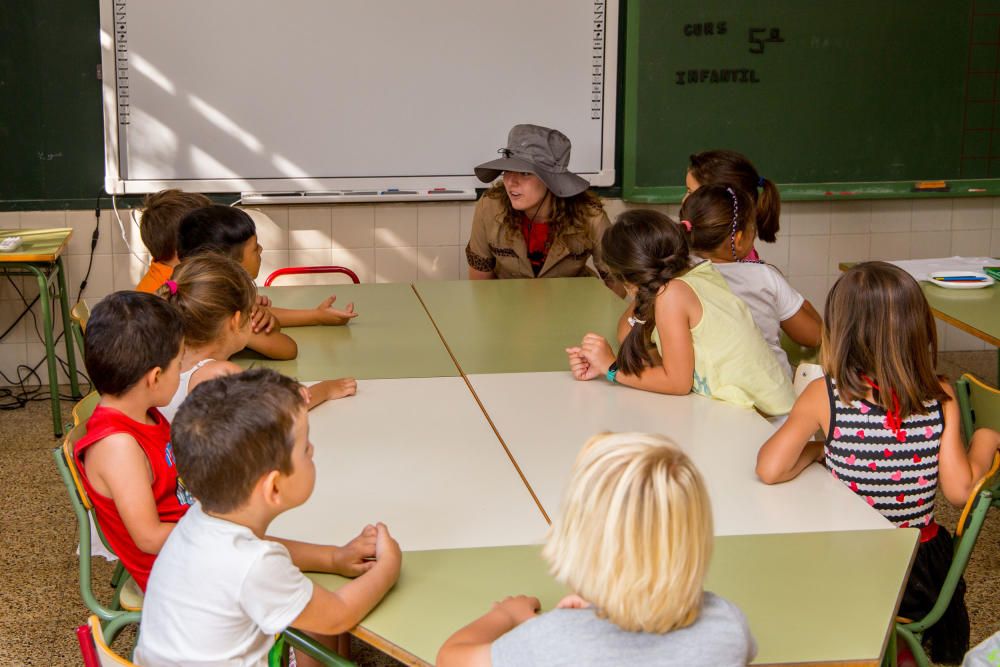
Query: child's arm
82 434 175 554
289 523 401 636
303 378 357 409
756 378 829 484
269 524 377 577
780 300 823 348
436 595 541 667
272 296 358 328
245 330 298 360
937 382 1000 506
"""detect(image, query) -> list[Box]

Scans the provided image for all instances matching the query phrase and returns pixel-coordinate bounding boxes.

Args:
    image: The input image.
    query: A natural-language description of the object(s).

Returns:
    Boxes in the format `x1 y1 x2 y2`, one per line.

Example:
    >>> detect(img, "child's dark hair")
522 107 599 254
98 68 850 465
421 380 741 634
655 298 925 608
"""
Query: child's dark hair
679 184 755 258
171 368 306 513
823 261 949 419
688 150 780 242
139 189 212 262
602 210 690 376
176 205 256 261
158 253 256 348
84 291 183 396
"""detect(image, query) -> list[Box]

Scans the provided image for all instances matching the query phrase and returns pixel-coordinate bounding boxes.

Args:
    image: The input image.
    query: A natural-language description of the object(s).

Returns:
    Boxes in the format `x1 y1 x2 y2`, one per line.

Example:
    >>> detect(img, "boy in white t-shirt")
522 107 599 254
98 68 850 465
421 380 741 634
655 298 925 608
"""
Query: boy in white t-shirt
135 368 401 667
679 184 822 376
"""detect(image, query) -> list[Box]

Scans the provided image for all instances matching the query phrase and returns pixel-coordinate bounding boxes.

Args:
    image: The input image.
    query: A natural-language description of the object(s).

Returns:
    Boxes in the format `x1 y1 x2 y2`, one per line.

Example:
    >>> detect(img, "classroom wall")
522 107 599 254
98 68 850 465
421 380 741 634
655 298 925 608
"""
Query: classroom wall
1 197 998 386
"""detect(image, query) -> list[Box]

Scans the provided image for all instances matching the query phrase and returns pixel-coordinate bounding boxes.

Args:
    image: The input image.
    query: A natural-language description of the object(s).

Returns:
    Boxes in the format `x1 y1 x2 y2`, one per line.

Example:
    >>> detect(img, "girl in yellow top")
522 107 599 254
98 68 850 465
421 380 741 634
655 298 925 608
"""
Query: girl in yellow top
567 210 794 417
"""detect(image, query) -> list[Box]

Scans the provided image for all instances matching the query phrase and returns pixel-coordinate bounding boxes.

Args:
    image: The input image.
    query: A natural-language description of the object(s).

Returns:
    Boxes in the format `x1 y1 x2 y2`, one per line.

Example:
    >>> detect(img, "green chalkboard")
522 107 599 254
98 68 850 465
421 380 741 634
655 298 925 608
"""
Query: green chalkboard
0 2 105 210
623 1 992 202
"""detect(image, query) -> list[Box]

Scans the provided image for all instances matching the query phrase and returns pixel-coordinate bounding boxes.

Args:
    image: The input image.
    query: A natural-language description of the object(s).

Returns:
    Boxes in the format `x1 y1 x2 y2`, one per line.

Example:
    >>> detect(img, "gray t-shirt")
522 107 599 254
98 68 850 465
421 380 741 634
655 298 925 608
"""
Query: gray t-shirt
491 592 756 667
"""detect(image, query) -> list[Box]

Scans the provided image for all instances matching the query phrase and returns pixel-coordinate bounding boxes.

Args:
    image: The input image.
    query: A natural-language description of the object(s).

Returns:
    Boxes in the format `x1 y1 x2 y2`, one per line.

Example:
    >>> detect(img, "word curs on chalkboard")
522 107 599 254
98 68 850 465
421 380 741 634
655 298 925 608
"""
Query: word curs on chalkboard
683 22 727 36
675 69 760 85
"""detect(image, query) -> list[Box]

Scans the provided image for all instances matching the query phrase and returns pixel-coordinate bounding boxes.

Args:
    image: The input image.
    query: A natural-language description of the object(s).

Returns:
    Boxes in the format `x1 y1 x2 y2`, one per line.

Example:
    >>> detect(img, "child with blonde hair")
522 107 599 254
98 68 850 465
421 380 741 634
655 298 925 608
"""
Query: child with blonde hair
437 432 756 666
756 261 1000 662
567 209 795 416
157 253 356 422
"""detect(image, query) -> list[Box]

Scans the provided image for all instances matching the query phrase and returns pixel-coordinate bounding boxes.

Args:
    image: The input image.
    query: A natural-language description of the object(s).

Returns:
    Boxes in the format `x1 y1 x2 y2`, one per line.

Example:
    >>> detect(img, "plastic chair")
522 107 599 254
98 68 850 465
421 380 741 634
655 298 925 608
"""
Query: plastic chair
53 392 143 645
70 299 91 363
779 331 820 370
956 373 1000 443
264 266 360 286
78 615 136 666
884 452 1000 667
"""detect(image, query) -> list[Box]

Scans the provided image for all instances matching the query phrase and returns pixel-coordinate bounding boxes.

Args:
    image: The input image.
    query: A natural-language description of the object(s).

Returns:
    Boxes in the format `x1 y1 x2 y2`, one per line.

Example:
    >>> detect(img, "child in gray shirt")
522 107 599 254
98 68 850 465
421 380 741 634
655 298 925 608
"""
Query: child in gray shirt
437 432 757 667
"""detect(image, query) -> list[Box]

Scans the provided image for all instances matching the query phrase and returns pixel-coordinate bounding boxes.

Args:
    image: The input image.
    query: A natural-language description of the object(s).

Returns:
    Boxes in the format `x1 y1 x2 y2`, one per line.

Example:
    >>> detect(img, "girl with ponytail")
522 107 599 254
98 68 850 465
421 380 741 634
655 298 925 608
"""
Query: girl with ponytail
567 210 795 417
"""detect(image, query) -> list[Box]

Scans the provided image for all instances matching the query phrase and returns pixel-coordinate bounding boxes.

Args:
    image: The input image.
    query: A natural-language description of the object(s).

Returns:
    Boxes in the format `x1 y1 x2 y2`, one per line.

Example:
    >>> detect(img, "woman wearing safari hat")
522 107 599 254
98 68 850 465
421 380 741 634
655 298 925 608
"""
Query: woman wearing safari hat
467 124 623 295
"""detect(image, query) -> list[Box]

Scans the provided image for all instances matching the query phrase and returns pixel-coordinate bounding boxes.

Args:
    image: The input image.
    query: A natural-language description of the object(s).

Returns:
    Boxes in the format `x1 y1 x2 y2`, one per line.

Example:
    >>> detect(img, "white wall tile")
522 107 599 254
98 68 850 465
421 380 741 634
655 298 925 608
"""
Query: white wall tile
457 245 470 279
0 343 28 384
417 246 461 281
284 249 333 285
910 231 952 259
244 207 288 251
601 198 628 223
951 229 992 257
0 275 25 301
788 236 830 276
460 202 476 247
992 231 1000 257
19 210 67 230
757 236 789 274
109 209 147 257
374 204 418 248
417 204 460 246
288 206 332 250
870 200 911 233
332 205 375 249
785 202 830 236
331 248 375 284
787 275 830 313
952 198 993 230
0 212 21 229
993 197 1000 230
943 325 988 352
830 201 871 234
112 253 151 292
65 210 113 256
258 250 290 286
827 234 870 274
375 247 418 283
26 341 73 385
868 233 911 262
65 254 115 303
0 300 29 344
911 200 952 232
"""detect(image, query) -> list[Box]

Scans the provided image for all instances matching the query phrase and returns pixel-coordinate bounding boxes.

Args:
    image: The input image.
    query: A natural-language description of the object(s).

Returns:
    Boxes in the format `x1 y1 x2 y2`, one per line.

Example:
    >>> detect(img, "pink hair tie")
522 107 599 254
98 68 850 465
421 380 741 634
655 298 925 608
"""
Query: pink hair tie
680 219 693 232
165 279 178 295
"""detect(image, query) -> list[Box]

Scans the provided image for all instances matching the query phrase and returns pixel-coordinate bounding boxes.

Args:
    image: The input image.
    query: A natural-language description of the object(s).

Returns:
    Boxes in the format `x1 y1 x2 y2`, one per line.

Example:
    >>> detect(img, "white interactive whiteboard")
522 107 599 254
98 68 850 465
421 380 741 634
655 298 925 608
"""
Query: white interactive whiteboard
99 1 618 195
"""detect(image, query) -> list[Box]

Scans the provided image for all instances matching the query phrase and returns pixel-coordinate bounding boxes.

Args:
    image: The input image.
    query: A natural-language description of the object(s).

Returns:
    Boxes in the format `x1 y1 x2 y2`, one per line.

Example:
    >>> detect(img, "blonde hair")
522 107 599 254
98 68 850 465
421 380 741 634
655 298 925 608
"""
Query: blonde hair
543 432 713 633
157 253 256 348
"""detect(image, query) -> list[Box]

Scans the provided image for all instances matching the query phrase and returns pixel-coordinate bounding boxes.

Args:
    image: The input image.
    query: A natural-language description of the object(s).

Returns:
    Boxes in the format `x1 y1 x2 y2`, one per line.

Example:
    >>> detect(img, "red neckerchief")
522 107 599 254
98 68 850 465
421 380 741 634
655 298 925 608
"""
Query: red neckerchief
860 374 905 442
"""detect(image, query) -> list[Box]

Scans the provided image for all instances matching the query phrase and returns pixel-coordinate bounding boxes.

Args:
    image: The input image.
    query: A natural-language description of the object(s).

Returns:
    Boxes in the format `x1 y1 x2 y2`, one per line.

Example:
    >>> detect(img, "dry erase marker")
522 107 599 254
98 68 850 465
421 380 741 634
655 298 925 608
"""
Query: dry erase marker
380 189 418 195
968 188 987 193
428 188 465 194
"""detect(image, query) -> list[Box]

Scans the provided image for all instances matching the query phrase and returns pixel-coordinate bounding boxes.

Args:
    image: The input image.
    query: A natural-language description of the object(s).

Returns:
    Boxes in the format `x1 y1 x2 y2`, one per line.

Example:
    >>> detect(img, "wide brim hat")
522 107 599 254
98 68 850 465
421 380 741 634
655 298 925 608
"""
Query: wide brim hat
474 124 591 198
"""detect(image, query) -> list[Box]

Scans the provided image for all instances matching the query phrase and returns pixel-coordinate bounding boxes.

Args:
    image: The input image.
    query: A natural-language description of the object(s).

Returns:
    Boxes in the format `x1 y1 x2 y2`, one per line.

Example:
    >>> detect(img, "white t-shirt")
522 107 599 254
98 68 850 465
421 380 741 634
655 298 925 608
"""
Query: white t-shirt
712 261 805 378
135 503 313 667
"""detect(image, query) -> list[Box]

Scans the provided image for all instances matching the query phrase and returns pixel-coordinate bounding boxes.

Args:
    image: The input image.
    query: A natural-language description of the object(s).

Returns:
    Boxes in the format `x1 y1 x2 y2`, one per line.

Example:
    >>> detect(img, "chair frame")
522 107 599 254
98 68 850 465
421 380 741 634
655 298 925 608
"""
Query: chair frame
264 266 360 287
956 373 1000 443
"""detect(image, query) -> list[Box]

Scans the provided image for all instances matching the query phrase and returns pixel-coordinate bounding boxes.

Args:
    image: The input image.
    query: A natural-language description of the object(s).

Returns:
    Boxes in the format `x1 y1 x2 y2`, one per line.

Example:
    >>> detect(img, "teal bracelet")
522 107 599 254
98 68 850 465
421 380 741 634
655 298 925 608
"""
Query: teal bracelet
606 361 618 383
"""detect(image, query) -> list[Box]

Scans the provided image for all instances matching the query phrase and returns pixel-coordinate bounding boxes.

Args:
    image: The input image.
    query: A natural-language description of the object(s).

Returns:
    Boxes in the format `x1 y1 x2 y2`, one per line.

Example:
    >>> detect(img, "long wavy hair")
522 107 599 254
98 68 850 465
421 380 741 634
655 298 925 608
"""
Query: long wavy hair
484 182 604 244
688 149 780 243
602 210 691 376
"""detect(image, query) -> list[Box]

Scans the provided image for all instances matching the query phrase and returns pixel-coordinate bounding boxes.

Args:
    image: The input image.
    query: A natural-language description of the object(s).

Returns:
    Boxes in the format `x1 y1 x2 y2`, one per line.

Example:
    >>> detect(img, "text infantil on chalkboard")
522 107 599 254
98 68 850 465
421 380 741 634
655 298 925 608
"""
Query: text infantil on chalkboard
674 69 760 86
749 27 784 54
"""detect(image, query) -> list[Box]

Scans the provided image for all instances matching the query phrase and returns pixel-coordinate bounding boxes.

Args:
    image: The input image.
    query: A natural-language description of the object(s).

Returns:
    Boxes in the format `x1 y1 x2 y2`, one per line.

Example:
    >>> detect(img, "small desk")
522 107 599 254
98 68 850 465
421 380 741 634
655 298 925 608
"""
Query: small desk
233 284 458 380
0 228 81 435
467 371 891 533
310 529 918 666
413 278 623 374
268 377 548 551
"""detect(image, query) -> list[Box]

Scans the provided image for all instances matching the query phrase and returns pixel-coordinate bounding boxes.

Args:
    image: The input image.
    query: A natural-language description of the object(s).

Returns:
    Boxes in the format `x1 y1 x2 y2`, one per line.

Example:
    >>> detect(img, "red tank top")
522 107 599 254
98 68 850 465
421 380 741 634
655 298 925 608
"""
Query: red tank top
74 406 193 590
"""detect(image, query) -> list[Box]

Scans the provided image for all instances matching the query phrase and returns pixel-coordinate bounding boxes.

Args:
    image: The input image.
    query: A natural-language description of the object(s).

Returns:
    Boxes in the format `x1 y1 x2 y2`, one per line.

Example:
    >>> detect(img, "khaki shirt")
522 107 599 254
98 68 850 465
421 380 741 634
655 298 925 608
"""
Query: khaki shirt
465 195 612 280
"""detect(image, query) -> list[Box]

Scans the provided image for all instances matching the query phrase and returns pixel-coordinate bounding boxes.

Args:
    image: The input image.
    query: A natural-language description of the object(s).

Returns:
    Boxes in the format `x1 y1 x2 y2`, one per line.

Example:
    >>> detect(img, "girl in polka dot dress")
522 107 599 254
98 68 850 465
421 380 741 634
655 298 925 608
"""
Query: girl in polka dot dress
755 261 1000 663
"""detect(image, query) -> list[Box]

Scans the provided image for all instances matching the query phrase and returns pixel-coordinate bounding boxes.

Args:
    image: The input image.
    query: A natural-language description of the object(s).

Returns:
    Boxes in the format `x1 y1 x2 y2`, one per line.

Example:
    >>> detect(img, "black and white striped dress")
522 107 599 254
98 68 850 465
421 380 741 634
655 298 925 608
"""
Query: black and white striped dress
824 376 943 528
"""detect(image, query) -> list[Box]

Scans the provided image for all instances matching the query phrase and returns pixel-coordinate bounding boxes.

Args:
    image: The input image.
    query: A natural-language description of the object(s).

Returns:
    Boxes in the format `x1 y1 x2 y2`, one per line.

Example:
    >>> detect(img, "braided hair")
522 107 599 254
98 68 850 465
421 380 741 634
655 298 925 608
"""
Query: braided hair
601 210 691 376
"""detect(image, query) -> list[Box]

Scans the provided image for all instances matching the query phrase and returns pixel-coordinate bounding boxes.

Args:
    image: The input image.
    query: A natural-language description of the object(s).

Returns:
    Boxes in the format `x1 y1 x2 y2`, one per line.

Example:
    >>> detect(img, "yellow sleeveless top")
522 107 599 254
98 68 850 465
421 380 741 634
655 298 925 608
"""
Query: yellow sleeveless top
652 261 795 416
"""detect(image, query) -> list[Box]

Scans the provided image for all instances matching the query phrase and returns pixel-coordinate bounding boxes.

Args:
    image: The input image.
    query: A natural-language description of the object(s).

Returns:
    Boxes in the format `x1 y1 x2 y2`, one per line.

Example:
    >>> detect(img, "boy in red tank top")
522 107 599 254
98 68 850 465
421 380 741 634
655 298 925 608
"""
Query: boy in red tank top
74 291 191 590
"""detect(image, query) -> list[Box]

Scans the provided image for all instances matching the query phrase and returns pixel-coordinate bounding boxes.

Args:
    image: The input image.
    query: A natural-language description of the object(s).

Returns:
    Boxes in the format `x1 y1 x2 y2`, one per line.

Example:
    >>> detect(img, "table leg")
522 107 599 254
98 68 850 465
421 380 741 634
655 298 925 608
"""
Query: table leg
55 257 81 399
26 265 63 437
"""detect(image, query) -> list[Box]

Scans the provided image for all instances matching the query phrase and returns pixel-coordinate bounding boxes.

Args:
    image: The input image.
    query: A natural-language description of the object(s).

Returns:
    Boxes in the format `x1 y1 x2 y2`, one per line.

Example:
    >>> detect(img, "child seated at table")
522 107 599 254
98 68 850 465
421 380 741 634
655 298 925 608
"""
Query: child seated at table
178 204 358 343
566 209 795 417
135 368 401 667
73 291 192 590
437 432 756 667
157 253 356 422
135 189 211 293
756 261 1000 663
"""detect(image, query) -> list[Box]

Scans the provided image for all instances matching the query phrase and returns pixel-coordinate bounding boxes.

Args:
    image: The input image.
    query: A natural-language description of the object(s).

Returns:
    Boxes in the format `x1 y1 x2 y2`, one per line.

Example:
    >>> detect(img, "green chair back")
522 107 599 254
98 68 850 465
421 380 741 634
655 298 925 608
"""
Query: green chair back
779 331 820 369
70 300 90 367
956 374 1000 443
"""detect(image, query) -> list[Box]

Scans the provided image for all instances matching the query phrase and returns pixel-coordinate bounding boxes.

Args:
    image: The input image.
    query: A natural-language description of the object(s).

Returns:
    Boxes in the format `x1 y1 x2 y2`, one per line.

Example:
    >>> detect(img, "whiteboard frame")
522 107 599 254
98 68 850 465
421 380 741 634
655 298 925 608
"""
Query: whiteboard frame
99 1 618 196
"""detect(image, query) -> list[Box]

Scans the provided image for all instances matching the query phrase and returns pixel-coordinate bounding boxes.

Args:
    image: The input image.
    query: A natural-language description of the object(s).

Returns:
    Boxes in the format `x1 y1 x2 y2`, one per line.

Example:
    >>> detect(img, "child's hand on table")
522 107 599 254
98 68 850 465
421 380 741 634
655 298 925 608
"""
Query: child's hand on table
374 522 402 575
491 595 541 626
314 295 358 326
566 347 602 381
251 296 279 333
330 524 377 577
579 333 616 373
304 378 358 409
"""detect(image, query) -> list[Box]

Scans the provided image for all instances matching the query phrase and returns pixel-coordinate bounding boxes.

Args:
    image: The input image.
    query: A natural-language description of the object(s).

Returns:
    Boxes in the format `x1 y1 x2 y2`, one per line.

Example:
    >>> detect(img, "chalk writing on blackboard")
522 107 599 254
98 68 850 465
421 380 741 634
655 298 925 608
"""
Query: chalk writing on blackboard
683 22 727 37
674 69 760 85
749 28 784 54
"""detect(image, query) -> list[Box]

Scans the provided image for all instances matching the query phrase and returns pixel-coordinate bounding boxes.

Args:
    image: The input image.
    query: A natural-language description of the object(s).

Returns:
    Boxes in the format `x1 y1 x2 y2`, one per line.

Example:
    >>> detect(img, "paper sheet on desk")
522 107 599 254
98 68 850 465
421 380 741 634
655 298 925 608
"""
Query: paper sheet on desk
886 257 997 283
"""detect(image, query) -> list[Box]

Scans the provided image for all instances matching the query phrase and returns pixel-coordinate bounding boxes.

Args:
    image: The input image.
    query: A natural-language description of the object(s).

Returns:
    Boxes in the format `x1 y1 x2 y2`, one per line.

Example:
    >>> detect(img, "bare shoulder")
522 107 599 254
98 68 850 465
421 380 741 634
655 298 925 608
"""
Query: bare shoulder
937 377 956 399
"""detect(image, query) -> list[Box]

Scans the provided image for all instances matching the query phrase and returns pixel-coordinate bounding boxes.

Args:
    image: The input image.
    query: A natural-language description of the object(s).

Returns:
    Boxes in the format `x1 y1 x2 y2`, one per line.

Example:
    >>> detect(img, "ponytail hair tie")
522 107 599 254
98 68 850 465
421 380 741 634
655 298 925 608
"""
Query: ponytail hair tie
680 219 692 232
165 279 178 295
757 176 766 187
